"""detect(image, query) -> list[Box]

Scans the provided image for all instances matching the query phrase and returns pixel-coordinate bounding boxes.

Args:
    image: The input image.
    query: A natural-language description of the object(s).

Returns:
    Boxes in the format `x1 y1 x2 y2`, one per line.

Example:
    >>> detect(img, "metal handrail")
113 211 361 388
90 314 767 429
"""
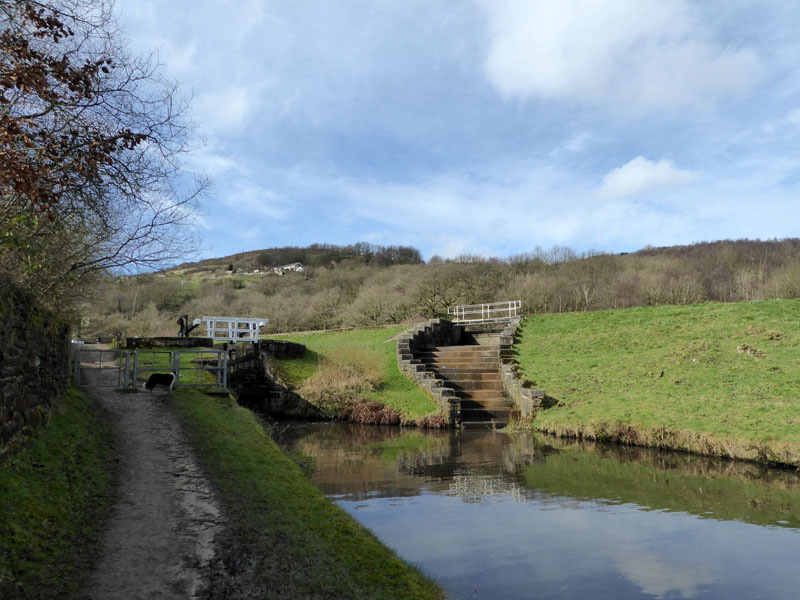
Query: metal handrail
202 316 269 342
447 300 522 323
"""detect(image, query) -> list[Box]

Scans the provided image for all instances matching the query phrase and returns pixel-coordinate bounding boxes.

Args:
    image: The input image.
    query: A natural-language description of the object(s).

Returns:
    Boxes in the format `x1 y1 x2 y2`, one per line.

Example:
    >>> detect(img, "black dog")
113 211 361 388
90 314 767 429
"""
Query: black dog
143 372 176 393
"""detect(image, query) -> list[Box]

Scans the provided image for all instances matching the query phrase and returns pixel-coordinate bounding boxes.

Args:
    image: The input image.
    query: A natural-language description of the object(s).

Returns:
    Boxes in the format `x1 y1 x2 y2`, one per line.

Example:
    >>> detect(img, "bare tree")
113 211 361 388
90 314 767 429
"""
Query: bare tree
0 0 206 303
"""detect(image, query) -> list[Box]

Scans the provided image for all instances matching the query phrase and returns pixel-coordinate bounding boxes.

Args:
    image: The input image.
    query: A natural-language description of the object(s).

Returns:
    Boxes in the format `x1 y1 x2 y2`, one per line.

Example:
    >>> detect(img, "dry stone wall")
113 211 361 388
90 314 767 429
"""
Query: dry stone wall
0 276 70 458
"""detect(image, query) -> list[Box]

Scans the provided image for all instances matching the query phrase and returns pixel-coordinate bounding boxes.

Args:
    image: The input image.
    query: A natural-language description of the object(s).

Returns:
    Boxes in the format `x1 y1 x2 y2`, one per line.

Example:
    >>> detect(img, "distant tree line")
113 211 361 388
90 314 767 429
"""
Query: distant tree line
246 243 423 269
80 238 800 341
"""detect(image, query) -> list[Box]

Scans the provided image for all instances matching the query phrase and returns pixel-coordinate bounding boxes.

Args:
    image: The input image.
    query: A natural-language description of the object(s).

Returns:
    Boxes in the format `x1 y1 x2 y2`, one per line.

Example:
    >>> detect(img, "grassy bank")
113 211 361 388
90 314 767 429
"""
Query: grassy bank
515 299 800 466
0 388 116 600
171 388 444 599
272 326 438 419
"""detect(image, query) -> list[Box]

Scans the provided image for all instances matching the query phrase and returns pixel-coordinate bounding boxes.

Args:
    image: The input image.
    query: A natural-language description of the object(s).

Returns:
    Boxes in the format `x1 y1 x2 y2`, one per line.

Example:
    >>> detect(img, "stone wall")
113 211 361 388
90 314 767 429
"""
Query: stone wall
227 339 323 419
0 276 70 459
396 319 463 425
495 317 547 419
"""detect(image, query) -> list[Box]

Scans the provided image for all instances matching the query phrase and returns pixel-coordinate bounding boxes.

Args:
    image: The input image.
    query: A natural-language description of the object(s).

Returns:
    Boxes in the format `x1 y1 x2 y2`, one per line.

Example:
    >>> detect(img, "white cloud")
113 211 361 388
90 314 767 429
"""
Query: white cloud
551 131 593 156
612 548 717 599
112 0 800 261
193 87 257 133
600 156 698 198
785 107 800 126
188 148 240 179
479 0 762 111
221 183 290 221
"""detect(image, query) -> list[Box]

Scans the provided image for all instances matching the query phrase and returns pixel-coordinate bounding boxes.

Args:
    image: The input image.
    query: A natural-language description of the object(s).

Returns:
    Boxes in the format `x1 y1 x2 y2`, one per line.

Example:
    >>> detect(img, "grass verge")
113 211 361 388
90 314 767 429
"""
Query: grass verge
515 299 800 466
171 388 444 599
0 387 116 600
272 326 438 419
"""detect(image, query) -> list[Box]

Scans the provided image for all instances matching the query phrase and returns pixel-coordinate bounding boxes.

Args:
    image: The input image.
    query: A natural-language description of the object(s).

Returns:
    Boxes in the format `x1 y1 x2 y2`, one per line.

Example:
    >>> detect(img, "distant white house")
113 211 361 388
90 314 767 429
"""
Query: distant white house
272 262 304 274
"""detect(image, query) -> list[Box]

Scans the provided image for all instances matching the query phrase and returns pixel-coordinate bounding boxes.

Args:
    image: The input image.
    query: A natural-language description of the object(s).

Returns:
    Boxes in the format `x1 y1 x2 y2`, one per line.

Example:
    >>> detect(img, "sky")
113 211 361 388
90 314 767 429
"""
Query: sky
115 0 800 262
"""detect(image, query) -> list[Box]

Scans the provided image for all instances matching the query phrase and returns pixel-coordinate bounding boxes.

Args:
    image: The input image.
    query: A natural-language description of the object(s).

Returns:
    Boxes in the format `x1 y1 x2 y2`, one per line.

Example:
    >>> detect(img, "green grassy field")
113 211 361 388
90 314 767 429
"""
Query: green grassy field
0 388 116 600
171 389 444 599
272 326 438 419
515 299 800 465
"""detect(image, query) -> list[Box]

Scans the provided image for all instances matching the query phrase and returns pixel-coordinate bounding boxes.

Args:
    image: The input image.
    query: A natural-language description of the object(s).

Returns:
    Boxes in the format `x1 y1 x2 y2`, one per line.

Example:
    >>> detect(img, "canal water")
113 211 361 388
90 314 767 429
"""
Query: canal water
277 422 800 600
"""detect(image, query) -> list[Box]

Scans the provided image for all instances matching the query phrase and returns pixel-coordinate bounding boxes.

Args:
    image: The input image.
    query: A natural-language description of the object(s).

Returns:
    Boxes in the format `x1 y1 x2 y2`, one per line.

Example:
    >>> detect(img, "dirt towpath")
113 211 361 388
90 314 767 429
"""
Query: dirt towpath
80 364 225 599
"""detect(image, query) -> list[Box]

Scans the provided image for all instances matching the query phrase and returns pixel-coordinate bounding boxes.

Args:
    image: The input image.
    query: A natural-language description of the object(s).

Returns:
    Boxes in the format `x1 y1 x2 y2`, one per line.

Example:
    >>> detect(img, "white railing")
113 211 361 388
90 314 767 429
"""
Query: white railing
202 316 268 342
447 301 522 323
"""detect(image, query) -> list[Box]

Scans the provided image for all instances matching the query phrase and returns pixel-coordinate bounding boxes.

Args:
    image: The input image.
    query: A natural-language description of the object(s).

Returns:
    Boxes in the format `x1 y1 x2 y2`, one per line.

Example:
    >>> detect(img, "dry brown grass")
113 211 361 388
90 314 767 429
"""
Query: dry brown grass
299 346 448 428
413 413 448 429
536 421 800 467
338 399 402 425
337 399 448 428
297 347 384 416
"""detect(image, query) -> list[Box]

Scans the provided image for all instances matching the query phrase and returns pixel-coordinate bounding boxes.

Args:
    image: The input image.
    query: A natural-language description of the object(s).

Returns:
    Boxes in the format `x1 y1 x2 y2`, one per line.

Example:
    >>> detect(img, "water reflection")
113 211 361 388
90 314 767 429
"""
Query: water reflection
278 423 800 600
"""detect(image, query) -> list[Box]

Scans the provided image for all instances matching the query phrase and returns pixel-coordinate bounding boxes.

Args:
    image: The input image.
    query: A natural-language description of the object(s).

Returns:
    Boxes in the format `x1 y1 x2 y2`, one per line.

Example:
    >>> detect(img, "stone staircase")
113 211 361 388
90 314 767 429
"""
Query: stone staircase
417 345 520 428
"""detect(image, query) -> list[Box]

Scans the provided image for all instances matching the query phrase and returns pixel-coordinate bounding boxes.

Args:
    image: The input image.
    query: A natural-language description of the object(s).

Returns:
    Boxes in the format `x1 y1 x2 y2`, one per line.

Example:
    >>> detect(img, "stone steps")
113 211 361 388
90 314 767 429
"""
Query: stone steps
423 344 517 428
432 371 503 382
460 407 521 422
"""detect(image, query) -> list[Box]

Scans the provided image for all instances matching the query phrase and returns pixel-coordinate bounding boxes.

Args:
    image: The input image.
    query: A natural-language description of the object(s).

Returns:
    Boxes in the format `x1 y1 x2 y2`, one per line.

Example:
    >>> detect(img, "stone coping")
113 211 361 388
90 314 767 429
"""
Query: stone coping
495 317 546 420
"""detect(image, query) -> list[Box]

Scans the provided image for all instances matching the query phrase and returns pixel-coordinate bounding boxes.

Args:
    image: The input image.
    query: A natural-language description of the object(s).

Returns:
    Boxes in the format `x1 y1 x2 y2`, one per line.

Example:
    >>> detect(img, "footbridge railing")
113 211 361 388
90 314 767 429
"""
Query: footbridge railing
447 301 522 324
201 316 268 343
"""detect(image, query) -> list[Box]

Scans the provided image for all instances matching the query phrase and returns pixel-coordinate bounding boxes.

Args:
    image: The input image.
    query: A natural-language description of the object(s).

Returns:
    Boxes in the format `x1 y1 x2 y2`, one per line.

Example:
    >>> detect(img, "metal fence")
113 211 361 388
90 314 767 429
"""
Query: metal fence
447 300 523 324
129 349 228 390
71 346 228 391
70 346 125 387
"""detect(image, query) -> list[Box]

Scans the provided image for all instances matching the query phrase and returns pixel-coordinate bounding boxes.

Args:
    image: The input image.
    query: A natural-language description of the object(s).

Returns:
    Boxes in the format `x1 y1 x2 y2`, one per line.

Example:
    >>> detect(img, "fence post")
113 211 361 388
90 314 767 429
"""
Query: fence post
73 351 81 384
123 351 130 387
132 352 139 387
222 350 228 391
174 351 181 387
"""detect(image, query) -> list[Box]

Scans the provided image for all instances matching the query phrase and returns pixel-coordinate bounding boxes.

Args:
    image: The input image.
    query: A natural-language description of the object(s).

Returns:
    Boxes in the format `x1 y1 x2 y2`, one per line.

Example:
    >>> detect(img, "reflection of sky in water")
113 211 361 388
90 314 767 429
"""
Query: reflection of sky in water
285 424 800 600
338 492 800 600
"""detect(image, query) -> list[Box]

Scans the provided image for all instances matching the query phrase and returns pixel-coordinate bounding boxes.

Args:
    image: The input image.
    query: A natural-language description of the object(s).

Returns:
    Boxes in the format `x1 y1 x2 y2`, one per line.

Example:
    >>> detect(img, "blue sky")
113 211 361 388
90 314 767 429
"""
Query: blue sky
116 1 800 261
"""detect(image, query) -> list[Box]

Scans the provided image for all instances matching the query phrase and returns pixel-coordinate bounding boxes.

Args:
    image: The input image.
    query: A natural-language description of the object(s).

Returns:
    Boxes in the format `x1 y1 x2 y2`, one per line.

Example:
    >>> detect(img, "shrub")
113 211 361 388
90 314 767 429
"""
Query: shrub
298 347 384 416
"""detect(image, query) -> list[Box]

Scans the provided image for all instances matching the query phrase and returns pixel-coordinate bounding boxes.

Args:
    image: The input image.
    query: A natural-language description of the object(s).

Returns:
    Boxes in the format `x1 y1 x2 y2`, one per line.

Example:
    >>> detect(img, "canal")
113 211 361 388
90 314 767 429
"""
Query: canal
277 422 800 599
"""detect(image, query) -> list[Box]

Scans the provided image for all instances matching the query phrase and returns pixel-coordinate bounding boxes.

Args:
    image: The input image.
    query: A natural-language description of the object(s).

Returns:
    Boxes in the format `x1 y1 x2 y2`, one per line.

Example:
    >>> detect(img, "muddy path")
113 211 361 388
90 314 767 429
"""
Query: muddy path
80 365 225 599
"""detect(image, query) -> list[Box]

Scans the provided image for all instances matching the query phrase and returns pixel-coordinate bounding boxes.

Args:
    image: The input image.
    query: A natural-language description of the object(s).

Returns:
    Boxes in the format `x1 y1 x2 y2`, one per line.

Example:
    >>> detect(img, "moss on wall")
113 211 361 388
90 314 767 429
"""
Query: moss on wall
0 275 70 459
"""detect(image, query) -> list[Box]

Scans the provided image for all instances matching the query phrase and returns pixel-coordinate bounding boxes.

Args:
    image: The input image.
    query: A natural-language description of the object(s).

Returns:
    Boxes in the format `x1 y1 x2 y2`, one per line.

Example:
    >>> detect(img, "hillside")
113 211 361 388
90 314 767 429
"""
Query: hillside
79 238 800 342
515 298 800 465
172 242 423 273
